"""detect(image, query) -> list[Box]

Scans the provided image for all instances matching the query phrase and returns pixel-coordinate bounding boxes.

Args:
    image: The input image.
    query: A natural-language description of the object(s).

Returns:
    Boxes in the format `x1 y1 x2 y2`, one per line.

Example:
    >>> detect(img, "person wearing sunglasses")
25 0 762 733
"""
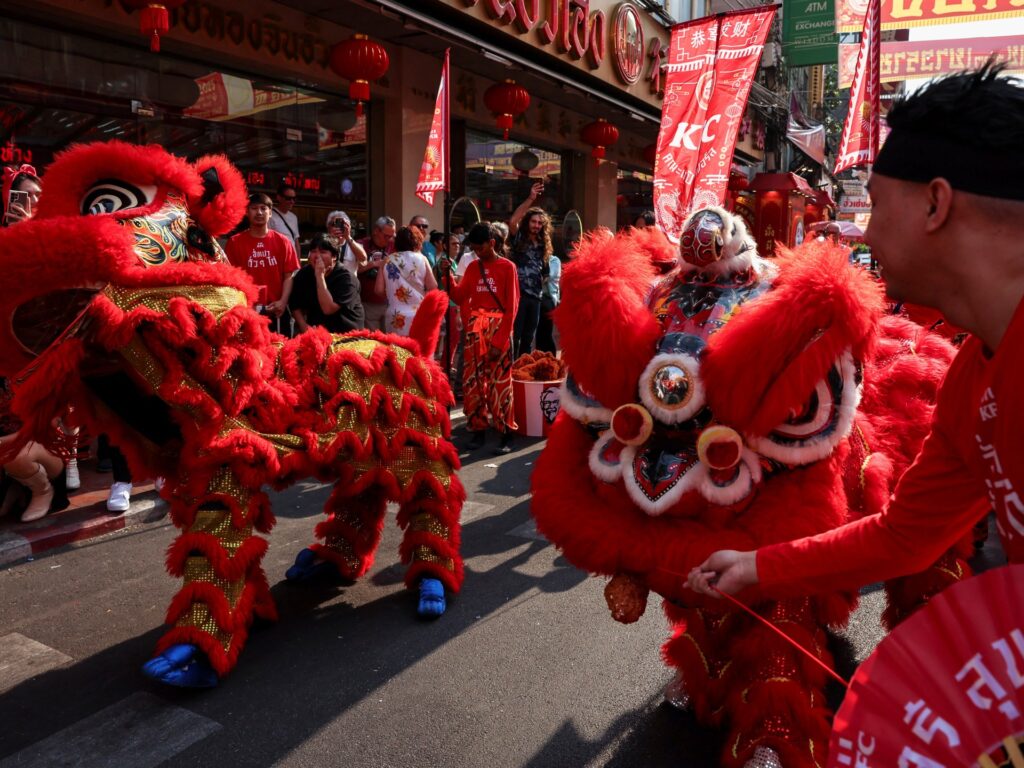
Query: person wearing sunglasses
269 183 301 254
326 210 367 276
409 216 435 266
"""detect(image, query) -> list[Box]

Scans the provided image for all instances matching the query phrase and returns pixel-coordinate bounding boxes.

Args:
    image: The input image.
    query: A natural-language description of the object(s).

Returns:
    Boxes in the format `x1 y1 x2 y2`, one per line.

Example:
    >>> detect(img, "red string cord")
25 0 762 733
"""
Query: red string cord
660 568 849 689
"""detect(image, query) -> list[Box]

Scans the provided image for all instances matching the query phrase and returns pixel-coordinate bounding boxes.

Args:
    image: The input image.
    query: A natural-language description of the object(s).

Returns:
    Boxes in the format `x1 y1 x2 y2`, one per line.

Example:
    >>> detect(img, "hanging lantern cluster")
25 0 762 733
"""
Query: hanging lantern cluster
580 118 620 164
484 80 530 140
329 34 390 118
124 0 188 53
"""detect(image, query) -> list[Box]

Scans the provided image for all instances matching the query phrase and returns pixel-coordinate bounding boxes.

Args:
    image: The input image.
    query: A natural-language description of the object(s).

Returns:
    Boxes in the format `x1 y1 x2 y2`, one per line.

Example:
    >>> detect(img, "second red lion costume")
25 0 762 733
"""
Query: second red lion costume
0 142 464 686
531 210 972 768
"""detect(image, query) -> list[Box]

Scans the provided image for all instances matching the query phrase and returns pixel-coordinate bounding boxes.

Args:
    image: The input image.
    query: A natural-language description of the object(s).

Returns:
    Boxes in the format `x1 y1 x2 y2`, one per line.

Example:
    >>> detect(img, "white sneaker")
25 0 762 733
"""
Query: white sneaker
106 481 132 512
66 459 81 491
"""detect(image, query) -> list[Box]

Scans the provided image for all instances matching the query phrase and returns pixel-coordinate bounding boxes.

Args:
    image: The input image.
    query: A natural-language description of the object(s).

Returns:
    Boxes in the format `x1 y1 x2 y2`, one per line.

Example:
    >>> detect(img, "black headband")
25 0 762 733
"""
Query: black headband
873 130 1024 201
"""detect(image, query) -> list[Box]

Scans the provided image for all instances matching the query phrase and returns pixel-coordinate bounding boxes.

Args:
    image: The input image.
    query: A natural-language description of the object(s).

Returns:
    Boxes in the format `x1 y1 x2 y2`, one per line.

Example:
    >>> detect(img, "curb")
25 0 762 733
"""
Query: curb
0 492 167 568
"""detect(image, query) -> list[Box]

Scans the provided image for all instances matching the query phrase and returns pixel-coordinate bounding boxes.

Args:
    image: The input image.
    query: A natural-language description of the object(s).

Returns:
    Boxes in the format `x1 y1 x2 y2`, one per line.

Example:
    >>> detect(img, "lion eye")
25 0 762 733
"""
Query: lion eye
81 179 156 216
638 352 706 425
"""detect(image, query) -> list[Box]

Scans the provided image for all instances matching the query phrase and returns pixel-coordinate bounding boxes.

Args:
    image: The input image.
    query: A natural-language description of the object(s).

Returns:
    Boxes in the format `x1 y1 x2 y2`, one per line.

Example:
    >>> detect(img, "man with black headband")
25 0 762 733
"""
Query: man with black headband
689 62 1024 599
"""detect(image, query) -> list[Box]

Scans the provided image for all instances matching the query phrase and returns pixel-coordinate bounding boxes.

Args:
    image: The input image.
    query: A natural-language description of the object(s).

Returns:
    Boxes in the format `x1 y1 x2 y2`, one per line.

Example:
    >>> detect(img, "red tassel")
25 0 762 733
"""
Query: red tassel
497 114 513 140
139 5 170 53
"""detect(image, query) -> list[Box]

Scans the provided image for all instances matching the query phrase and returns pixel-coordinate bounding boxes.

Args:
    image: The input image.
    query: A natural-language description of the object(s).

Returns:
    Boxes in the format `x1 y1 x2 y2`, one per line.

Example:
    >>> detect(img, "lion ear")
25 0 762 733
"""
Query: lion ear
188 155 248 237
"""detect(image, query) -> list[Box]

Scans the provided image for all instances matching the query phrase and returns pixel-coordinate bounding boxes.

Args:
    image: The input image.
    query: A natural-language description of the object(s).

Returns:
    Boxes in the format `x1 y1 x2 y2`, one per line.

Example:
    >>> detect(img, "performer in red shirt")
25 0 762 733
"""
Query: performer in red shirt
690 62 1024 599
442 222 519 454
225 192 299 332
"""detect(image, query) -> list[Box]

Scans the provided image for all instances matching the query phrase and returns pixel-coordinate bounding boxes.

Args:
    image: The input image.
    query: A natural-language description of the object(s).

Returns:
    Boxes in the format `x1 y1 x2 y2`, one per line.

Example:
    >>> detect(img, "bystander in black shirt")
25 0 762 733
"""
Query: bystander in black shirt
289 262 365 333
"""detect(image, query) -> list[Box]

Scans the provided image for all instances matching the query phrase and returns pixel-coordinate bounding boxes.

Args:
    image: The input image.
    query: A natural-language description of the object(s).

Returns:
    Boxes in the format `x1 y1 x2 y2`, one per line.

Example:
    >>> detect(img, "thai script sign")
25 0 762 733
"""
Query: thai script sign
839 35 1024 87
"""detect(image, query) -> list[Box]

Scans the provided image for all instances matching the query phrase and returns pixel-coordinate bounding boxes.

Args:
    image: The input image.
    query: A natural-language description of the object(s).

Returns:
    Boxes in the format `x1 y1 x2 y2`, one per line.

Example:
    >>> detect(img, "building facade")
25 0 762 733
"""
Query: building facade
0 0 671 254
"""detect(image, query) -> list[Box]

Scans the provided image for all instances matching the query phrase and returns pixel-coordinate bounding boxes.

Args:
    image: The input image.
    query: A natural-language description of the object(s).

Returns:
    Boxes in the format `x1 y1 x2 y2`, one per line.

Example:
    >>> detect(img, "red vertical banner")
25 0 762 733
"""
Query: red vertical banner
416 48 450 206
654 7 777 242
835 0 880 174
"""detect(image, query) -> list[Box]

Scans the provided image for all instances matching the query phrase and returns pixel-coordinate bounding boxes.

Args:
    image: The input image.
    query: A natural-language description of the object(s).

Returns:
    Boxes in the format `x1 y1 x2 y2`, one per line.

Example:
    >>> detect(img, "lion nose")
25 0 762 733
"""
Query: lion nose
611 403 654 446
696 425 743 470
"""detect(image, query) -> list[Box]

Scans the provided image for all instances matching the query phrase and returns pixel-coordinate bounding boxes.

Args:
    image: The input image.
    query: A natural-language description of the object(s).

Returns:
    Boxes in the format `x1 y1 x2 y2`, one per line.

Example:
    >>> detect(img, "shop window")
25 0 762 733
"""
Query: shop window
616 167 654 231
0 18 367 248
464 128 576 256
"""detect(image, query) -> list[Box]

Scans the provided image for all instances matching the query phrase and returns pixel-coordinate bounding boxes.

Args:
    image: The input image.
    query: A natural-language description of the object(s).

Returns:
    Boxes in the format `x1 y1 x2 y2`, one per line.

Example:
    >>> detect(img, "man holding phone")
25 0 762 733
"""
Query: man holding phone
357 215 396 331
2 164 41 226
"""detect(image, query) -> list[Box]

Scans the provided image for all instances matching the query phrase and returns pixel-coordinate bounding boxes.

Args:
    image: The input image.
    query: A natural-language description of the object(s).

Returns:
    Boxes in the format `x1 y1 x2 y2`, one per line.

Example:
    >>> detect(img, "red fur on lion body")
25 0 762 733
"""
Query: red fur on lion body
533 221 966 768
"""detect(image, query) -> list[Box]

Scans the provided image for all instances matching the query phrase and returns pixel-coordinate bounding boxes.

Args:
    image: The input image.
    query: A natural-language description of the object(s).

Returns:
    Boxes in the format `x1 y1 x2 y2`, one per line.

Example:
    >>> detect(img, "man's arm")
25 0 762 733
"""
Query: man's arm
423 257 438 293
691 421 988 597
509 181 543 235
359 242 385 274
316 271 341 315
267 241 300 315
348 240 368 270
273 272 295 313
292 308 309 333
442 259 465 304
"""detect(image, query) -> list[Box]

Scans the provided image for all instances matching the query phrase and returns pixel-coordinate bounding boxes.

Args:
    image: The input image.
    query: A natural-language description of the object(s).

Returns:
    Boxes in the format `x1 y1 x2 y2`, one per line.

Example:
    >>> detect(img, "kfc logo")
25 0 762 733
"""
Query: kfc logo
540 386 561 424
667 115 721 150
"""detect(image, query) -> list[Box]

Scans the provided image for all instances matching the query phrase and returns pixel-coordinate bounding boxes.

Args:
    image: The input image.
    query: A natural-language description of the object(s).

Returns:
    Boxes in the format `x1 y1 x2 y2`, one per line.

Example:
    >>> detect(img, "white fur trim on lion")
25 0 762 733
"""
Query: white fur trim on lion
697 446 763 506
559 379 613 426
588 429 626 483
621 444 704 517
748 350 862 466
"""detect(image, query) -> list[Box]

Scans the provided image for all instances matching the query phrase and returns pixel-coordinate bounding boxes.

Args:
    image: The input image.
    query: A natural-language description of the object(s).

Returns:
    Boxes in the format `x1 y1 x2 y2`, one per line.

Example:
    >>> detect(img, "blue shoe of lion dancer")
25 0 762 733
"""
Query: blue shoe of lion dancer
418 577 446 618
285 547 341 582
142 644 218 688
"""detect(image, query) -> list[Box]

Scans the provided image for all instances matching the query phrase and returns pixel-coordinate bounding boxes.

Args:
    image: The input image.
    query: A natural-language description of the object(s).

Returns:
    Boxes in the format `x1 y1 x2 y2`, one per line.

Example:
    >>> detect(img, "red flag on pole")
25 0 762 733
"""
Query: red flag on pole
835 0 880 174
653 7 777 242
416 48 450 206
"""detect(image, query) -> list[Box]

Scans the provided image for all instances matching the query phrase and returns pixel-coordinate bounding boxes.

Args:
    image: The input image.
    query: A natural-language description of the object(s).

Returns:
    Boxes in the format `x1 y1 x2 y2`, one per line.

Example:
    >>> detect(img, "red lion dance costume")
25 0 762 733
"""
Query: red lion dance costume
531 209 972 768
0 142 464 687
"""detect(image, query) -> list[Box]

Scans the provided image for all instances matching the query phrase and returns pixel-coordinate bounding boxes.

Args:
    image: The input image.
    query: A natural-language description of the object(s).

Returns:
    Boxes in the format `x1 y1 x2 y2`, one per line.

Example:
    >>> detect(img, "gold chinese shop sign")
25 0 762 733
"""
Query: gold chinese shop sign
443 1 667 106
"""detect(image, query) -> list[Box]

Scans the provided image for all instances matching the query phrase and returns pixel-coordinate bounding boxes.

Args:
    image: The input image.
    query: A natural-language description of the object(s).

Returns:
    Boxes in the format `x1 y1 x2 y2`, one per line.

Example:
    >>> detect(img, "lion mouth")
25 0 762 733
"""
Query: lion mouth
12 288 100 356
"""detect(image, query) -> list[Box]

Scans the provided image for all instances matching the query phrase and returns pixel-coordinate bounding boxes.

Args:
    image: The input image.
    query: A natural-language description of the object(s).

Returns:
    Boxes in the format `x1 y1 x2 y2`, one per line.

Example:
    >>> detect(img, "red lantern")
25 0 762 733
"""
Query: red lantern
728 172 750 191
124 0 188 52
642 143 657 167
329 34 390 118
484 80 530 140
580 118 620 164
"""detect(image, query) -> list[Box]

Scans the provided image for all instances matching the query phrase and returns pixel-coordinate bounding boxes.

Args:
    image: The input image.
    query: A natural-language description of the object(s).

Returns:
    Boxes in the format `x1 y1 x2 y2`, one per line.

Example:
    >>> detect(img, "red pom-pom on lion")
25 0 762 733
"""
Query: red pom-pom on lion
530 209 972 767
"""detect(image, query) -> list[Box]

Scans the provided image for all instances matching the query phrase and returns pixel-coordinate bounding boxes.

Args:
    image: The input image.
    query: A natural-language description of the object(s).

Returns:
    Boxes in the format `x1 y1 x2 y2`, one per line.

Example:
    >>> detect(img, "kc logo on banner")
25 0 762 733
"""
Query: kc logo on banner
653 7 777 243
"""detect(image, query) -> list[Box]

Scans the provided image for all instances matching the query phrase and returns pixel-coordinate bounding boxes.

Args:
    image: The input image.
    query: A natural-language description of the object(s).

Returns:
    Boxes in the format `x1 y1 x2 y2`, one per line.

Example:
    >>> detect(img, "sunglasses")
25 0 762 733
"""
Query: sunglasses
281 195 297 201
414 222 429 229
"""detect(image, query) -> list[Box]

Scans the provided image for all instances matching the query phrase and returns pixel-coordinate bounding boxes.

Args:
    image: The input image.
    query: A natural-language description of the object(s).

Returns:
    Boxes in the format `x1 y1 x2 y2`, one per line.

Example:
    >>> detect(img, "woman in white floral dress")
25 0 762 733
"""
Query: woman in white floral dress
375 225 438 336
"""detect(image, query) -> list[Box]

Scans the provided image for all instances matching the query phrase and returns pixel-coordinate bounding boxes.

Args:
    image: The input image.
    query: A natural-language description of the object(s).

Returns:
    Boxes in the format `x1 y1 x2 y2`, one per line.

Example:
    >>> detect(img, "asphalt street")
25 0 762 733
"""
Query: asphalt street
0 425 1007 768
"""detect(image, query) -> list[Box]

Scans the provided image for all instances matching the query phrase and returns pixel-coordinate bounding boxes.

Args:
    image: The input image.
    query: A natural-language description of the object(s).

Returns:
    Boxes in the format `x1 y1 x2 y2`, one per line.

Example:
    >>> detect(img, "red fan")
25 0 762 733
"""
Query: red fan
829 565 1024 768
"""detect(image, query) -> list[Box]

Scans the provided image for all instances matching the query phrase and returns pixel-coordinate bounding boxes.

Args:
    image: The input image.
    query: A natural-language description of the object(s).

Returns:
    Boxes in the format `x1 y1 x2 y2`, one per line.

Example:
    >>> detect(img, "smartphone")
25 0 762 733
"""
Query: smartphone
8 189 30 213
4 190 30 225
